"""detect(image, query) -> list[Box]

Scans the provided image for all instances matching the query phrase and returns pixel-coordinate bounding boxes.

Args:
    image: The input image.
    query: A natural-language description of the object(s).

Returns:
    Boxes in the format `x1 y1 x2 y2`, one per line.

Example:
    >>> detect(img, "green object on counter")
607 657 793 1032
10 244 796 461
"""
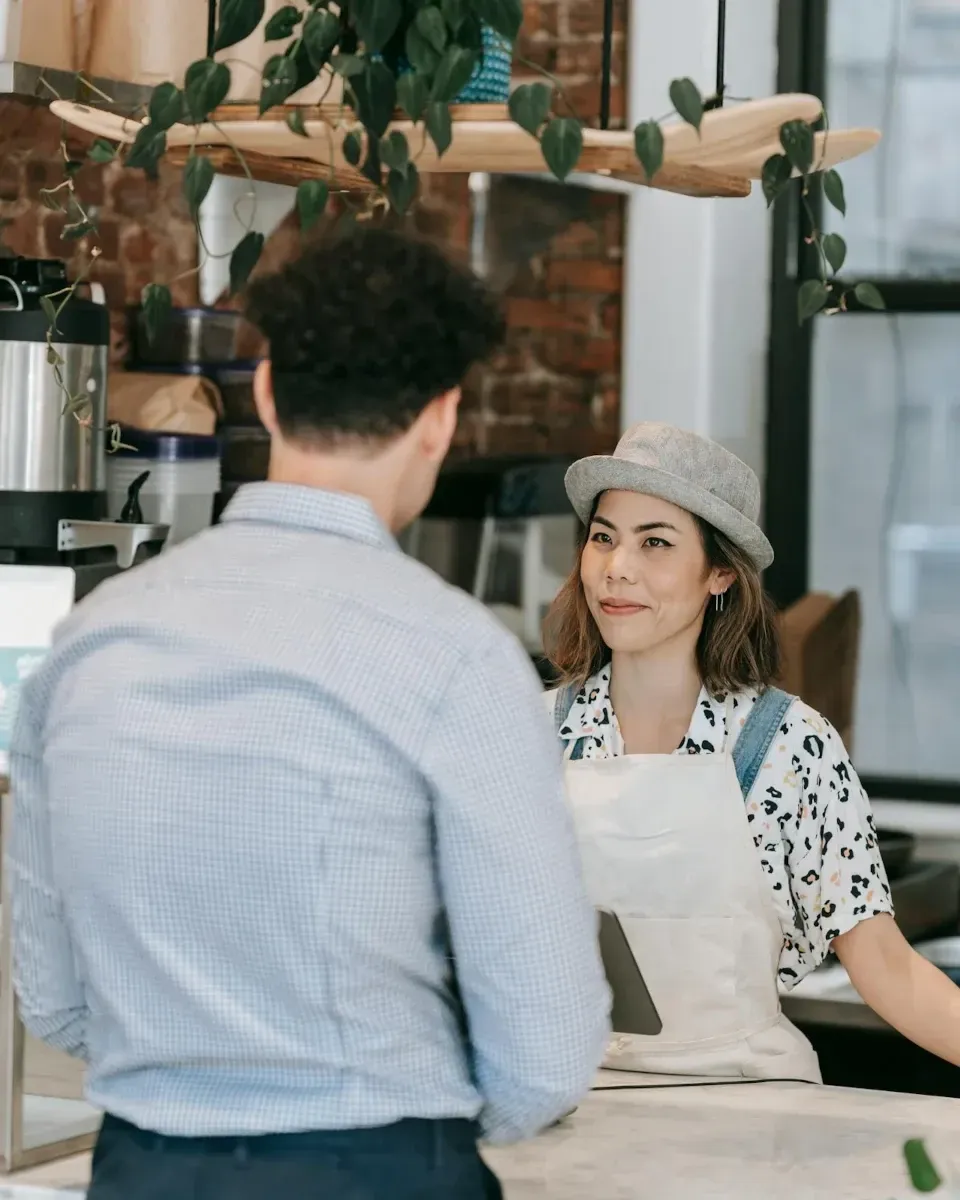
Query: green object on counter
904 1139 942 1193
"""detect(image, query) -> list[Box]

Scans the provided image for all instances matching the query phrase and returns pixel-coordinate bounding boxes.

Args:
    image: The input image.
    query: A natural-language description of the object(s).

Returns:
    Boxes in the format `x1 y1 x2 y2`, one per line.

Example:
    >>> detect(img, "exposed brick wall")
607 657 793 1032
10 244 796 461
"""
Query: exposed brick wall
0 0 626 473
0 100 198 364
517 0 627 128
459 175 623 459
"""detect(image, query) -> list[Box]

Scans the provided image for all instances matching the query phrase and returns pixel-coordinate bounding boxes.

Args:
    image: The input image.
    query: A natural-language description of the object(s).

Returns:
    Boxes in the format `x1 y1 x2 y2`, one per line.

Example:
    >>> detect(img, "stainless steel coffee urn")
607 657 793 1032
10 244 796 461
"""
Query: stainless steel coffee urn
0 257 166 597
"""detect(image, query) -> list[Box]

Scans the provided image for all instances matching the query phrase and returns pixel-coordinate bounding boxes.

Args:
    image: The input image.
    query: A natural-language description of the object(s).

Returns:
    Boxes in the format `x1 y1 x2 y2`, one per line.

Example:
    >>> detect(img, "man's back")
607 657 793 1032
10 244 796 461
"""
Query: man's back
9 484 609 1143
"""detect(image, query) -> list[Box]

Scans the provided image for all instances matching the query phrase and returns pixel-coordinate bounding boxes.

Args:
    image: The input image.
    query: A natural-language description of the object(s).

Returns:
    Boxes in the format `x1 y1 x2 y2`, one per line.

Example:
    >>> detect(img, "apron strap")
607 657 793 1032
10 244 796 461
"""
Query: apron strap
553 681 586 760
731 686 795 800
555 680 795 779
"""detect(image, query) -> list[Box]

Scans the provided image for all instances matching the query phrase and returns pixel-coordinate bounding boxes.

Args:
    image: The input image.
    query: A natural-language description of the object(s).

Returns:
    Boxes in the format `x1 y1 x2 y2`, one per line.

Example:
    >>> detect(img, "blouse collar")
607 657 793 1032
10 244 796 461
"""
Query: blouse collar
557 665 743 755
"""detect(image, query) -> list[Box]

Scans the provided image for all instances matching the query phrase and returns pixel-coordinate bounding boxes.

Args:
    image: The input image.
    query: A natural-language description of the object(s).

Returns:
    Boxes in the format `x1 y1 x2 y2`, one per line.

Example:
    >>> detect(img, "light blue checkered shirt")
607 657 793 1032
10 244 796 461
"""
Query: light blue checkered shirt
7 484 609 1144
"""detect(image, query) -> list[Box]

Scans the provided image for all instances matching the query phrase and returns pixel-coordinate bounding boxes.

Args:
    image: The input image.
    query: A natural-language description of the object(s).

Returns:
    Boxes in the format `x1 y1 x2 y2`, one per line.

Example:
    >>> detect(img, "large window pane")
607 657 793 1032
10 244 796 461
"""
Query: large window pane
809 313 960 780
826 0 960 278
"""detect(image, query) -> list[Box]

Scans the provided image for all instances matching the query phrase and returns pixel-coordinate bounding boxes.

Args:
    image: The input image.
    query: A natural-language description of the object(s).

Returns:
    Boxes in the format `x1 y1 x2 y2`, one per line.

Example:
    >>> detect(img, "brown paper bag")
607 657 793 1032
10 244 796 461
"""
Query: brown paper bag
108 372 223 436
15 0 75 71
83 0 208 87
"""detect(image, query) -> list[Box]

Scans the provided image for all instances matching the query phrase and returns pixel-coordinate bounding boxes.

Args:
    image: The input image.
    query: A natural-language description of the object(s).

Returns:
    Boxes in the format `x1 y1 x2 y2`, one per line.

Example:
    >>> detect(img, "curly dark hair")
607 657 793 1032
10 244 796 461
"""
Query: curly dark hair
244 225 505 444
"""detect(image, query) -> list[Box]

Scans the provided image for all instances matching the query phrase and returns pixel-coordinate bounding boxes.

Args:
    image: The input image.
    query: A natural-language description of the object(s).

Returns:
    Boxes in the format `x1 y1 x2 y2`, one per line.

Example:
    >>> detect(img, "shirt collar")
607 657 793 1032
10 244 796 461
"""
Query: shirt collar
558 664 732 754
221 483 398 552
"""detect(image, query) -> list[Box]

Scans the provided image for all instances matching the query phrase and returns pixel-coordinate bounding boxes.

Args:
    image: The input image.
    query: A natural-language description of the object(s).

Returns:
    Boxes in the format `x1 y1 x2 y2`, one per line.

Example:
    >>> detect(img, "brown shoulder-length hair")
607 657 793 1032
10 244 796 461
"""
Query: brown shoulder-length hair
542 507 782 696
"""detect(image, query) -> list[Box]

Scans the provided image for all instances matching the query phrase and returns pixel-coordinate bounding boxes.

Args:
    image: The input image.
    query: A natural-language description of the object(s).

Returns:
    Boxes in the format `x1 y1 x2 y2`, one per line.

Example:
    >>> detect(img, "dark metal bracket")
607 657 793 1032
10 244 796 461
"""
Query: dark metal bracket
704 0 728 111
601 0 727 127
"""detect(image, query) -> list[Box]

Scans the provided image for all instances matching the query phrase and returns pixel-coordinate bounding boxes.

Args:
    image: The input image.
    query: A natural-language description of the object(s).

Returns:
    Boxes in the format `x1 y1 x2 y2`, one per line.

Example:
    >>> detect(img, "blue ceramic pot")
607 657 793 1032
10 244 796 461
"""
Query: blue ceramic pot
455 26 512 104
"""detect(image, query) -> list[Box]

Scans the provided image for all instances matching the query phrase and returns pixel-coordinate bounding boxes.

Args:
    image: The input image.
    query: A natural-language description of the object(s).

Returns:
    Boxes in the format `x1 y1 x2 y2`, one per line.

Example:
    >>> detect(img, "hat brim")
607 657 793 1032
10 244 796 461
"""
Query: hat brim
564 456 775 570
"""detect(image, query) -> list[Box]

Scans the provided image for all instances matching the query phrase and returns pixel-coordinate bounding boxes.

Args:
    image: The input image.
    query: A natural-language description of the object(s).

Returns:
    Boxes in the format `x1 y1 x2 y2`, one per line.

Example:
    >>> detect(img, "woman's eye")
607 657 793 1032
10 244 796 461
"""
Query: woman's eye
644 537 671 549
589 531 612 544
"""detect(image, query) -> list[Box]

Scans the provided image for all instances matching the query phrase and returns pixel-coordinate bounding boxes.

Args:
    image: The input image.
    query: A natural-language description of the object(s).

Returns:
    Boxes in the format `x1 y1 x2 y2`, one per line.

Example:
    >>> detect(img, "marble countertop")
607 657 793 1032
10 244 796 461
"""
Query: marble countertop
9 1074 960 1199
483 1072 960 1199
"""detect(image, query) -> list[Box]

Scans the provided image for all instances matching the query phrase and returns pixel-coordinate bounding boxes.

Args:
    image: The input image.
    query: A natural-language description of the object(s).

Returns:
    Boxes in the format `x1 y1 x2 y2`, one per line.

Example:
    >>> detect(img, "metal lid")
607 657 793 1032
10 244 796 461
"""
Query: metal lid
0 257 109 347
111 428 222 462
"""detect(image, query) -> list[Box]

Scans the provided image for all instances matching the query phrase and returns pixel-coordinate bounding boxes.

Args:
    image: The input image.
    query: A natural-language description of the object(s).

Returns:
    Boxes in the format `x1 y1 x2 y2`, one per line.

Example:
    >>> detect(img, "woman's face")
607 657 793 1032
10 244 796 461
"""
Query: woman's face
579 490 733 657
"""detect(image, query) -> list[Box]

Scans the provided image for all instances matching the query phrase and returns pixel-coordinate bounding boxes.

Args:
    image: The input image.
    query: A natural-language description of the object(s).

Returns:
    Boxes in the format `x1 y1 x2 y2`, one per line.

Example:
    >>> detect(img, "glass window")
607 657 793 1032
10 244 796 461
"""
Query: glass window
825 0 960 278
809 313 960 780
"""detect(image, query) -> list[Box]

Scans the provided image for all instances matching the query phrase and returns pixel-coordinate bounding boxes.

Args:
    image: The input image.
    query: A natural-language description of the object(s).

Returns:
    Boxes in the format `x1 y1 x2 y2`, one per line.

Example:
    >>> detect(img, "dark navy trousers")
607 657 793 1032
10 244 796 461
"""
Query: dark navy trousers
87 1113 504 1200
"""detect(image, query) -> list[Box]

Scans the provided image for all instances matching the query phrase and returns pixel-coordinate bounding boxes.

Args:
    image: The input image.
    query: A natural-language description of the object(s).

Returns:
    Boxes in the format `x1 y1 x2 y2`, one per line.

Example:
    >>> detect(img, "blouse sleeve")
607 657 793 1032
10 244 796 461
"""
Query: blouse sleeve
783 701 894 971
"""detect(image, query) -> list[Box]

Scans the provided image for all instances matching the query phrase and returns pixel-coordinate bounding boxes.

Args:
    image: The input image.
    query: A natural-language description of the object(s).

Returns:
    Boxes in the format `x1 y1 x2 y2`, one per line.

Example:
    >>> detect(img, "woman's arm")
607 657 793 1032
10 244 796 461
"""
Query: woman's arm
834 914 960 1066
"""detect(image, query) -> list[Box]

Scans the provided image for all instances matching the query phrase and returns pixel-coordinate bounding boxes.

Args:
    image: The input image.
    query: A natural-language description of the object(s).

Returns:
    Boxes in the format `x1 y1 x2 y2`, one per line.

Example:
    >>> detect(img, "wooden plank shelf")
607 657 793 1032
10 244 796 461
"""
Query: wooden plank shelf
47 94 881 201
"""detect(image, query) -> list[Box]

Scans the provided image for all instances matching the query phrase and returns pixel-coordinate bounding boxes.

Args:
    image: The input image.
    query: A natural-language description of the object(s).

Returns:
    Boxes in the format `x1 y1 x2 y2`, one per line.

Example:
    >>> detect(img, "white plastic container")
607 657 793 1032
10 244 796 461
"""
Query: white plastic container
107 430 221 548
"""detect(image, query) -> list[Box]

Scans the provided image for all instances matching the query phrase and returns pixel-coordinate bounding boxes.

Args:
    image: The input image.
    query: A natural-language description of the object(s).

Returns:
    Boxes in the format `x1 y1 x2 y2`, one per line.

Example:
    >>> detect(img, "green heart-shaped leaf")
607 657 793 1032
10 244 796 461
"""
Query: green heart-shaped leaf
854 282 885 311
822 169 846 217
331 53 365 78
125 125 167 173
425 101 452 156
351 61 397 137
229 231 265 295
416 6 448 53
286 108 308 137
303 9 341 69
379 130 410 171
780 119 814 174
633 120 664 181
508 82 552 137
761 153 792 207
353 0 403 52
388 162 420 214
669 77 703 131
184 59 231 122
397 71 428 120
213 0 265 52
407 26 441 74
40 295 59 329
540 116 582 181
797 279 829 323
431 45 477 102
260 54 300 114
296 179 329 231
822 232 846 275
343 129 364 166
148 82 183 132
183 154 215 219
264 4 302 40
87 138 117 164
442 0 467 32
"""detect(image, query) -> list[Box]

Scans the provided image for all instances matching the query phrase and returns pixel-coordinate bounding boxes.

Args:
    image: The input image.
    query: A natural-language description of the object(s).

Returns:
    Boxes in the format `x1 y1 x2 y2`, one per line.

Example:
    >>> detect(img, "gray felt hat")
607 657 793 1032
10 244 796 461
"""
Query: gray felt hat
564 422 774 570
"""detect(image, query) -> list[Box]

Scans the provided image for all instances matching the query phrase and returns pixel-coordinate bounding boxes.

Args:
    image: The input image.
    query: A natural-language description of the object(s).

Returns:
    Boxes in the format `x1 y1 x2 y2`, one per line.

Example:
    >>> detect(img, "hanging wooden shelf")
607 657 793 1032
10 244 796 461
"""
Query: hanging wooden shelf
49 95 880 200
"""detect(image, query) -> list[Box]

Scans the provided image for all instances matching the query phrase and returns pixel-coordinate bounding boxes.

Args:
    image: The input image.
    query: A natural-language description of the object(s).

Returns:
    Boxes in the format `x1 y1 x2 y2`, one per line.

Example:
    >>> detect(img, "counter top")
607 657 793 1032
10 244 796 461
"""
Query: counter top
483 1072 960 1199
12 1074 960 1198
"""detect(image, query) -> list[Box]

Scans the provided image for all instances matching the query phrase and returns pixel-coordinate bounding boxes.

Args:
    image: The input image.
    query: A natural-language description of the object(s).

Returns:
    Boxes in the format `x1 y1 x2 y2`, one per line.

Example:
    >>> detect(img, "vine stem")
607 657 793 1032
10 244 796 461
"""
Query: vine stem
513 54 580 121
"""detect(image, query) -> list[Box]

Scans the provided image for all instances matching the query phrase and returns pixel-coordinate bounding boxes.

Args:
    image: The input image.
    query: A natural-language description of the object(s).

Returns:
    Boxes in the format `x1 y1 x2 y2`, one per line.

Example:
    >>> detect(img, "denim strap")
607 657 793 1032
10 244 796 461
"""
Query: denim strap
731 687 795 799
553 683 587 761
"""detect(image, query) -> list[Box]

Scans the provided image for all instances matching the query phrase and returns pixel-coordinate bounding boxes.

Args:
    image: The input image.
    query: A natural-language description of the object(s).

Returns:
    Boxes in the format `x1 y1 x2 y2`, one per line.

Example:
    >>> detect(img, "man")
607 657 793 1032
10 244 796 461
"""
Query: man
7 226 610 1199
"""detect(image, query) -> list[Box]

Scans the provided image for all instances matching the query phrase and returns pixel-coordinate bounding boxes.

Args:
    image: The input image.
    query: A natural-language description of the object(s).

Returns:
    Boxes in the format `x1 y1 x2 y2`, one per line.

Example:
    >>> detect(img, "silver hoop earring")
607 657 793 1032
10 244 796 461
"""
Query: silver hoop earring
715 592 725 613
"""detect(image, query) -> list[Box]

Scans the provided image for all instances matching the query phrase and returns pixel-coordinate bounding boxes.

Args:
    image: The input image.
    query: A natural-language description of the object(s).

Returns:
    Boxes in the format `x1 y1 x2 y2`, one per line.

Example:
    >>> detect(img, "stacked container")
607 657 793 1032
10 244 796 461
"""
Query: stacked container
114 306 265 542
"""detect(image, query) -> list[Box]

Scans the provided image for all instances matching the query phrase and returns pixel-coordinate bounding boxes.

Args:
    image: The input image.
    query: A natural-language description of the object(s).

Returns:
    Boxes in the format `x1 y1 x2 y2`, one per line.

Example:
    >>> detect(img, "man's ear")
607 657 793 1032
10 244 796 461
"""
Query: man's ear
253 359 279 436
418 387 461 462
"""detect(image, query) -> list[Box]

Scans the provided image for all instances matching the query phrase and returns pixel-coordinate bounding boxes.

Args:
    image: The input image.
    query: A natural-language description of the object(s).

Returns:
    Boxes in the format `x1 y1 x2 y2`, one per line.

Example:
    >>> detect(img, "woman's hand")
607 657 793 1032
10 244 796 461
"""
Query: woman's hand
833 913 960 1066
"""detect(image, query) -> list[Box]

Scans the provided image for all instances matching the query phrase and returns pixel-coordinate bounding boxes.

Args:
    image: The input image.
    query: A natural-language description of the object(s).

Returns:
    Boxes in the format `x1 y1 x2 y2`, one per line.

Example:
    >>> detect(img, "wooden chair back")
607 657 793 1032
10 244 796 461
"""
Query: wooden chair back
777 590 862 752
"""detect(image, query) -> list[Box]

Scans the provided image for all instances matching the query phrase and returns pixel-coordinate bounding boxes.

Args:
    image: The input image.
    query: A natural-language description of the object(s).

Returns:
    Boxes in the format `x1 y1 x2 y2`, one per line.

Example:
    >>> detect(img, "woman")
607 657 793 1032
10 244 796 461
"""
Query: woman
544 421 960 1081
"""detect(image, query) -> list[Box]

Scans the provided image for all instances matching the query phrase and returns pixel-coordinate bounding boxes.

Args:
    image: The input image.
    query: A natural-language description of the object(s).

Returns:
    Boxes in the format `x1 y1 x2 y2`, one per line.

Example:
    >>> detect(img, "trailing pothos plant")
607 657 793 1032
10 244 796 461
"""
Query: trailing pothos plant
39 0 881 393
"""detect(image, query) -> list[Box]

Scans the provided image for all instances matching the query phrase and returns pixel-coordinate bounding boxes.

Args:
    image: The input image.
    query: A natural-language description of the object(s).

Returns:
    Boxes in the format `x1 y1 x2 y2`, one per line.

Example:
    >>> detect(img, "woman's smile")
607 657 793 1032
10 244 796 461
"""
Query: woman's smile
598 598 648 617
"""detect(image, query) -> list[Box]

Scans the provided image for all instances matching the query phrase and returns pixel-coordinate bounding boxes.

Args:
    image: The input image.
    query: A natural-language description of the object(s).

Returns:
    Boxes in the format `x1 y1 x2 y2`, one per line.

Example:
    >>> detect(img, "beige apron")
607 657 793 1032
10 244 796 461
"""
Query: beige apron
564 697 821 1082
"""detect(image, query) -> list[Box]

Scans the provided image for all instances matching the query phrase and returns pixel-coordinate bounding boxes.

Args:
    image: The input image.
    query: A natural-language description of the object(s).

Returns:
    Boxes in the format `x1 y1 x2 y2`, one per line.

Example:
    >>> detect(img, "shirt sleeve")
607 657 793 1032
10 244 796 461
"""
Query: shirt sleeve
4 673 90 1059
783 702 894 972
423 630 610 1144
